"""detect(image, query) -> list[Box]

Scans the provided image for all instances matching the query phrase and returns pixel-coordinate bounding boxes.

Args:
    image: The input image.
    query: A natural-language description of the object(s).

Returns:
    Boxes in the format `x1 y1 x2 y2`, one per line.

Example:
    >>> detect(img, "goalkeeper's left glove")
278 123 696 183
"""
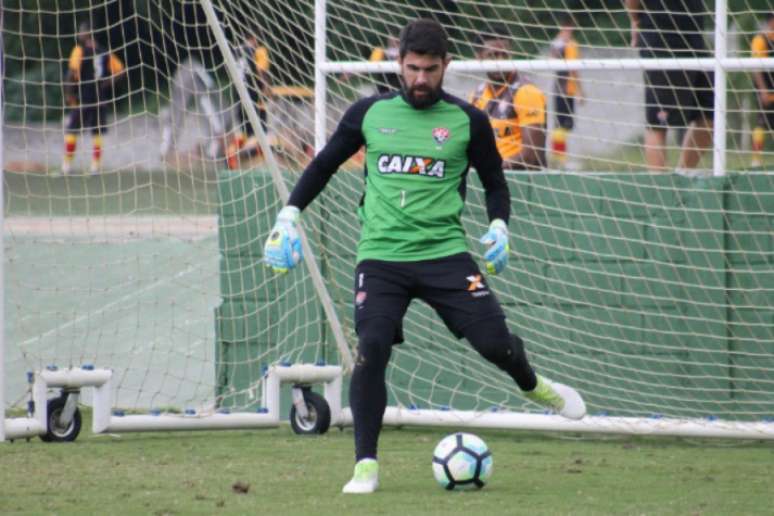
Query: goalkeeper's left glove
479 218 509 275
263 206 303 274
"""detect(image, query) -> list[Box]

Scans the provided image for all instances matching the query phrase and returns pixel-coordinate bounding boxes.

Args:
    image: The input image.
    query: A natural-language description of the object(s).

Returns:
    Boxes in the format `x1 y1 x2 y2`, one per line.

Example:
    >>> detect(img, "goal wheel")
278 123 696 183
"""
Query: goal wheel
289 389 331 435
40 395 82 443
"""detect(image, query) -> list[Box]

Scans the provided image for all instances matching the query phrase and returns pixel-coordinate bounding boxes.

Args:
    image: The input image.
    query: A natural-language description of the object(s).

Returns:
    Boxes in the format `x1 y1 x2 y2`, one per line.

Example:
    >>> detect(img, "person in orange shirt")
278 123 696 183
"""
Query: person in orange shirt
549 17 584 167
469 27 547 170
750 13 774 168
61 22 126 175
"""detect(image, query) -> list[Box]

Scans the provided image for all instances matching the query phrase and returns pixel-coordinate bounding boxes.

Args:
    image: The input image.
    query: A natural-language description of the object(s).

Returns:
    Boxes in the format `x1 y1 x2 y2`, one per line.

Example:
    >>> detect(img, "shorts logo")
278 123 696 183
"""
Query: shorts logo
355 291 367 308
466 275 484 291
466 274 490 298
377 154 446 178
432 127 450 146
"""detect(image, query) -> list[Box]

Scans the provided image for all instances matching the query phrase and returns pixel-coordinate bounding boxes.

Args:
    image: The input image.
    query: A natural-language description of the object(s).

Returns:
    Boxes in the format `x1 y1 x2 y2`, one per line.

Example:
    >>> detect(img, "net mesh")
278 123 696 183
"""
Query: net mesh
3 1 774 425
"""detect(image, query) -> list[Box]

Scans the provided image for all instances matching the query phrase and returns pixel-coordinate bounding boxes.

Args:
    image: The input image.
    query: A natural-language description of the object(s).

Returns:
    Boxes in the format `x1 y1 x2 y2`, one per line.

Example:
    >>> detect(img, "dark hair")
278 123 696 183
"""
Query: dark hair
767 12 774 22
399 19 449 59
476 24 510 46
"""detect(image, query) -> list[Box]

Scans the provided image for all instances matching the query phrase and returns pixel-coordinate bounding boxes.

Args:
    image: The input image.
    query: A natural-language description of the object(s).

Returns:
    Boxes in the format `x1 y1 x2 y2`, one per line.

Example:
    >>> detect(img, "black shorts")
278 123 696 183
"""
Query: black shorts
554 94 575 130
644 69 714 128
353 252 505 344
66 104 109 135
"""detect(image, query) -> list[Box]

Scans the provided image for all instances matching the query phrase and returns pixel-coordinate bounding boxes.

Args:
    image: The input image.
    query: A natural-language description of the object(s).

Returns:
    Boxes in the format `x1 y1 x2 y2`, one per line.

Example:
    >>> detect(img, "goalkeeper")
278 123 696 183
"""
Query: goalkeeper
263 18 586 495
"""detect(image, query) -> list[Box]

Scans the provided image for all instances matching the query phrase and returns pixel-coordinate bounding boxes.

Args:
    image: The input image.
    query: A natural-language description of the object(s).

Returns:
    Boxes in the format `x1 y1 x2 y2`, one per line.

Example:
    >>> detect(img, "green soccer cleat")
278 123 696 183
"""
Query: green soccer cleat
524 375 586 420
342 458 379 494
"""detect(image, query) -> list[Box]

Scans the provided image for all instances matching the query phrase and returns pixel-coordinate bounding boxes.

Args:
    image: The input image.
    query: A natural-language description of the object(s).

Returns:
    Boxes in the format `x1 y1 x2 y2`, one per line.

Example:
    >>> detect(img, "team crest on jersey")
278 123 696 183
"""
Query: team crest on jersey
377 154 446 178
432 127 450 146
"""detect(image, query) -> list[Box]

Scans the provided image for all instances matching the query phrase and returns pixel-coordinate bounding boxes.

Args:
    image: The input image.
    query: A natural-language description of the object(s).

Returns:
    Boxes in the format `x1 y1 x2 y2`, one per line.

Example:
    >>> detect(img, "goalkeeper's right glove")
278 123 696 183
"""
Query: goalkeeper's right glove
263 206 303 274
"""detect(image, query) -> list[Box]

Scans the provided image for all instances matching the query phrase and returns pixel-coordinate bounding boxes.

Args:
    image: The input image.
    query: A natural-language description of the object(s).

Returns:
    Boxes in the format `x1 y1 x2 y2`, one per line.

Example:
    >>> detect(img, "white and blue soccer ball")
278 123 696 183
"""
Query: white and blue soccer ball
432 432 493 490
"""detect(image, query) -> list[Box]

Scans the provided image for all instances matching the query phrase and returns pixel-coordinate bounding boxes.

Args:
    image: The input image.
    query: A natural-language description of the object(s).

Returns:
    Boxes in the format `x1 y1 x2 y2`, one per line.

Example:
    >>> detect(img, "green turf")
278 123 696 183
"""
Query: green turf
3 170 221 216
2 420 773 515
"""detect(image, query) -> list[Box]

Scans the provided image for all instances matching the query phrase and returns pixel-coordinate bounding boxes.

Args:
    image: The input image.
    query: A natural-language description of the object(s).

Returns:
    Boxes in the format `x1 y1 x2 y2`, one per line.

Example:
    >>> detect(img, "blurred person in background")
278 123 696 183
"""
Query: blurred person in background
159 56 230 164
368 35 402 94
61 22 126 175
627 0 713 173
549 16 584 169
750 12 774 168
469 25 547 170
226 34 271 170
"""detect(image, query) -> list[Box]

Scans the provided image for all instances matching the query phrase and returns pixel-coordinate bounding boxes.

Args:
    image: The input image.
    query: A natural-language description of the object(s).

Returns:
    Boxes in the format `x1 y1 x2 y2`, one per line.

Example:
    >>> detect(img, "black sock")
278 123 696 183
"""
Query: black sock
350 317 394 462
501 335 537 391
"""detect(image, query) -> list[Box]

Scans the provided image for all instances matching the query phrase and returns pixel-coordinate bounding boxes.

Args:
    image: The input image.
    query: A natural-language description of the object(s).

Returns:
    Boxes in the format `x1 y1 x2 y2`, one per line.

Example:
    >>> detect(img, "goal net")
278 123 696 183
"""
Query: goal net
2 0 774 439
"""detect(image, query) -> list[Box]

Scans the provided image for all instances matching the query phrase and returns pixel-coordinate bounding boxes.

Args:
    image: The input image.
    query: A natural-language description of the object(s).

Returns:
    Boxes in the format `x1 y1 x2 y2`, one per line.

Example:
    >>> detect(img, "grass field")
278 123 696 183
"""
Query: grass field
2 419 774 516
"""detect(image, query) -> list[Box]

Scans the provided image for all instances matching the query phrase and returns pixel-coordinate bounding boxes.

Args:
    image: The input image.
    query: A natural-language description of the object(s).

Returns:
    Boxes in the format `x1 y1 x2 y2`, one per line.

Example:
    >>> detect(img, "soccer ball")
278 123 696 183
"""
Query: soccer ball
432 432 493 490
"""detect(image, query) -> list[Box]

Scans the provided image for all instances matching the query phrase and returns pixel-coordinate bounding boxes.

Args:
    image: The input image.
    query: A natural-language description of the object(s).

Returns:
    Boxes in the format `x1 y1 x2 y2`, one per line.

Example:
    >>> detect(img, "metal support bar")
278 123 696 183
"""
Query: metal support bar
314 0 328 153
712 0 728 177
321 57 774 73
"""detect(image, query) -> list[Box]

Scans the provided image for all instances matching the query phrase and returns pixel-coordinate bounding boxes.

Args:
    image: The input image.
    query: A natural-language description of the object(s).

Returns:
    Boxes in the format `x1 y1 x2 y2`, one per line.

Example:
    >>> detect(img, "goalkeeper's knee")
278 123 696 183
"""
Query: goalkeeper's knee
354 317 396 373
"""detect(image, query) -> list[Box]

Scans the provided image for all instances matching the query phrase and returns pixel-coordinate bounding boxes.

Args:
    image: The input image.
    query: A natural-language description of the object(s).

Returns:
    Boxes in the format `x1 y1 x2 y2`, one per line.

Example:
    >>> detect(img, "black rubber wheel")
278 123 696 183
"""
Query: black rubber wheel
289 389 331 435
40 396 82 442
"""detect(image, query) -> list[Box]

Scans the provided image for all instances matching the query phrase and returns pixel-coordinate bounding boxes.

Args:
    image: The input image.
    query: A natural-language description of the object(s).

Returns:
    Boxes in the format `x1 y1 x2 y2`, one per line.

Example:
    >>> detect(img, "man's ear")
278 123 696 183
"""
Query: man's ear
443 55 452 69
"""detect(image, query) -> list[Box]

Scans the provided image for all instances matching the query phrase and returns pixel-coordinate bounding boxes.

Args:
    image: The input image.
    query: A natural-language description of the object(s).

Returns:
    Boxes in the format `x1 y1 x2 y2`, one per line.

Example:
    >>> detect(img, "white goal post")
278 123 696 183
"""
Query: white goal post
3 0 774 442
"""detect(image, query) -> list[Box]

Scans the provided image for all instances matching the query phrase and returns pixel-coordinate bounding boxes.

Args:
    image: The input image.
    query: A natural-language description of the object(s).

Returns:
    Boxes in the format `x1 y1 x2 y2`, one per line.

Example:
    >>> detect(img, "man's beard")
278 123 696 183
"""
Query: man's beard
404 83 443 109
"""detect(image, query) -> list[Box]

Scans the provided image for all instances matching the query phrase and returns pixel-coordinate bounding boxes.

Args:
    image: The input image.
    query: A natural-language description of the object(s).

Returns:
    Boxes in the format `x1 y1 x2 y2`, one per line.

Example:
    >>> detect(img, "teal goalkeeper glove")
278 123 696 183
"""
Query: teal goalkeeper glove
479 219 509 275
263 206 303 274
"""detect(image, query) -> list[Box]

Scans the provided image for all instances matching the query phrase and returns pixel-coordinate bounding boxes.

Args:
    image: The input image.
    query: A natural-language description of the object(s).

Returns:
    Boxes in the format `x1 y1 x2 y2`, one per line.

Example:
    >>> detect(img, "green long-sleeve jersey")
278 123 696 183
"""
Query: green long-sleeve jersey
287 91 510 263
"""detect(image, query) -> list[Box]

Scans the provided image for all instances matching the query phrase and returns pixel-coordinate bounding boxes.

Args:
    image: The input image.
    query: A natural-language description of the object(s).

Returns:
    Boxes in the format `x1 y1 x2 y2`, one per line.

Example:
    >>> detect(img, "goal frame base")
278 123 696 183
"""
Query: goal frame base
1 364 343 442
336 407 774 440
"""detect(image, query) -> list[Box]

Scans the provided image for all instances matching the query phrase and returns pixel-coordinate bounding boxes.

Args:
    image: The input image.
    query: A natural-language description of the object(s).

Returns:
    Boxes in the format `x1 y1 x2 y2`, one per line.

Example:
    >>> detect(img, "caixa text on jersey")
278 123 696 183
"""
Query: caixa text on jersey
377 154 446 178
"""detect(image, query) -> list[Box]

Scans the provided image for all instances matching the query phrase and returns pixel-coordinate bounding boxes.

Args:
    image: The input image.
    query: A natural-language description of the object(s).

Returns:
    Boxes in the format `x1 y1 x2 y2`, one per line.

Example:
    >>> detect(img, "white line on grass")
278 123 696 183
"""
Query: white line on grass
18 259 211 350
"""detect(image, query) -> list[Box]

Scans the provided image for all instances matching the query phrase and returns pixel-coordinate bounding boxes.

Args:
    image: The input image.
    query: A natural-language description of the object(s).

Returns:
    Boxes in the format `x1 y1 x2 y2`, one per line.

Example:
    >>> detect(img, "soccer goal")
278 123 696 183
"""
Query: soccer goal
2 0 774 442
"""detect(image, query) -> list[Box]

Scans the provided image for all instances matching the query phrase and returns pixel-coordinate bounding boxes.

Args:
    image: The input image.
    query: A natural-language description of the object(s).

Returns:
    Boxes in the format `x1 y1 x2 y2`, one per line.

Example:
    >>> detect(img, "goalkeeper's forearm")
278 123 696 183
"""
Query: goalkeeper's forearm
475 160 510 224
287 160 336 212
